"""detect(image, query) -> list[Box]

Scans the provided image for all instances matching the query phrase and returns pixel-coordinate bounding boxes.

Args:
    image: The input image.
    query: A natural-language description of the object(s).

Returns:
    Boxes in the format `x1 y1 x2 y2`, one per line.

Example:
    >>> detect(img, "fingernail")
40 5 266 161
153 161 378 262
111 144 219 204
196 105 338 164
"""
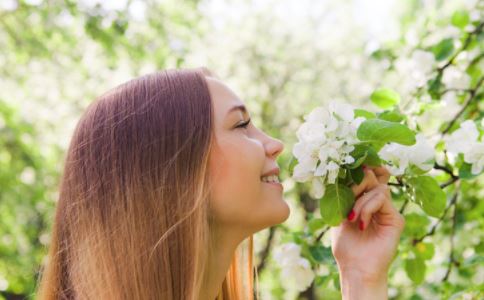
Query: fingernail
359 220 365 231
362 165 367 170
347 209 355 221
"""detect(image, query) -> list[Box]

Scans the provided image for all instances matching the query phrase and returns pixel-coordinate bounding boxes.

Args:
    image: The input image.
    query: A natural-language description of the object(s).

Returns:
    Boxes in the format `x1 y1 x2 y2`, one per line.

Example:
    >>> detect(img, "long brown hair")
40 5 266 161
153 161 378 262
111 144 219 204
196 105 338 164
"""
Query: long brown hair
36 68 256 299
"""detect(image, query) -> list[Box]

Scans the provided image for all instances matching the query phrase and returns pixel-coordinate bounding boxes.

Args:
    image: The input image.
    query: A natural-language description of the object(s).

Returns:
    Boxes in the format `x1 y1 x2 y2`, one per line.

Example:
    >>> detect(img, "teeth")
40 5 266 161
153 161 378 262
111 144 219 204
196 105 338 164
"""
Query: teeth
261 175 280 183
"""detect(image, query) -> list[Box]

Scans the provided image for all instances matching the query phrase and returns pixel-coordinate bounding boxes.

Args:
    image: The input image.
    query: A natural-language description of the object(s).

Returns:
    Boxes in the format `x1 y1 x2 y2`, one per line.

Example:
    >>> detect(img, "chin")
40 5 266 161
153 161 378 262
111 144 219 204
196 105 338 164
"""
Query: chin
268 201 291 226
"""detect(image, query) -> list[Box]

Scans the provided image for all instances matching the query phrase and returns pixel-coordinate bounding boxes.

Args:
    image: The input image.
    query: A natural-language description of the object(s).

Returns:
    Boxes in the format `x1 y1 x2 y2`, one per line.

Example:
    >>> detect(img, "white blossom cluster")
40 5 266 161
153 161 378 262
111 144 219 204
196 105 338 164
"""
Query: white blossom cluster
394 50 436 94
378 133 435 176
273 243 315 292
444 120 484 175
441 65 471 90
292 102 365 198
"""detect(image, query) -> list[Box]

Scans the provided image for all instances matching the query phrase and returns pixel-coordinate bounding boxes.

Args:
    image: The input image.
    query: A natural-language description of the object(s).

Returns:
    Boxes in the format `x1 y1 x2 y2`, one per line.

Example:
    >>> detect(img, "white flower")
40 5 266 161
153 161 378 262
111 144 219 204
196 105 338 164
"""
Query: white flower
444 120 479 155
394 50 436 92
274 243 315 292
442 65 471 90
411 50 436 75
279 257 315 292
311 177 326 199
464 142 484 175
378 144 409 176
445 120 484 175
439 92 462 122
378 133 435 176
273 242 301 265
292 101 364 197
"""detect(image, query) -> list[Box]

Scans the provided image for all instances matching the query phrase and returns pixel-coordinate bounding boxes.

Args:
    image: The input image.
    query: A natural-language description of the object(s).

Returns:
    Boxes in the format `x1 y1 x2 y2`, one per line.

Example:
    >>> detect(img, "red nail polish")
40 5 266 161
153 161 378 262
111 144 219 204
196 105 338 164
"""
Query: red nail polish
362 165 367 170
347 209 355 221
359 220 365 231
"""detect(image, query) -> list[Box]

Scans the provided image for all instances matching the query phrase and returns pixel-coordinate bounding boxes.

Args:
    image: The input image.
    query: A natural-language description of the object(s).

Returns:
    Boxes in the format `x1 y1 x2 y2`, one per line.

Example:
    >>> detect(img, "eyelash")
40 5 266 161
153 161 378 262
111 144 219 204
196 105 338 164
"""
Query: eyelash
236 118 251 129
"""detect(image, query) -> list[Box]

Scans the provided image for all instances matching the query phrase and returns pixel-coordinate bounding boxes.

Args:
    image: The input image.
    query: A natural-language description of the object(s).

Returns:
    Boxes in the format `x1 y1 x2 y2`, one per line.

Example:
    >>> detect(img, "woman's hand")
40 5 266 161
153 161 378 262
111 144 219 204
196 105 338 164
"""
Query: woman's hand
330 165 405 299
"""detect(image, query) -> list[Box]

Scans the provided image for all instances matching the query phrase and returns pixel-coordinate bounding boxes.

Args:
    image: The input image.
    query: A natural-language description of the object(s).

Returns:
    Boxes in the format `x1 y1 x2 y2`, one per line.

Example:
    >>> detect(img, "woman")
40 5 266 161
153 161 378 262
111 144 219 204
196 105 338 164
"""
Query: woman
36 67 405 299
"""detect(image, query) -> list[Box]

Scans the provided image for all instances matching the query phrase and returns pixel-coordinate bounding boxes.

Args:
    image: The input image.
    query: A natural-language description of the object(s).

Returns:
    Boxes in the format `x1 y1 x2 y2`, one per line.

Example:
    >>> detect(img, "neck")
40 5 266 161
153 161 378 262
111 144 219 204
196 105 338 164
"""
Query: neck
201 224 247 300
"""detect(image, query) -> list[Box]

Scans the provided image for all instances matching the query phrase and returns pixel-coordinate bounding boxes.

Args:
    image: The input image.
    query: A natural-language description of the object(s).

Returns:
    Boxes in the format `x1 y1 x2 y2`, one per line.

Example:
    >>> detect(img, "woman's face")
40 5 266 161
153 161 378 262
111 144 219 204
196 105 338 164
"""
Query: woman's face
206 76 290 235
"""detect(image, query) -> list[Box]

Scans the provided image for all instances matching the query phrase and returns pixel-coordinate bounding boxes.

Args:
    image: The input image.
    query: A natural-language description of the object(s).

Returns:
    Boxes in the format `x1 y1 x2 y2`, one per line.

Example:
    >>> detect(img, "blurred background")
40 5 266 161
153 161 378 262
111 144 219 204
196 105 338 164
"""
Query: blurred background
0 0 483 299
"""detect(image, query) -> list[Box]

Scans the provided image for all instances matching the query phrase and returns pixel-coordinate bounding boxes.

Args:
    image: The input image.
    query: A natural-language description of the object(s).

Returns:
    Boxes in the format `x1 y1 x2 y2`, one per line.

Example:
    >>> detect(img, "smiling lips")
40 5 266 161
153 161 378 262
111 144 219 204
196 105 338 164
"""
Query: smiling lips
261 175 280 183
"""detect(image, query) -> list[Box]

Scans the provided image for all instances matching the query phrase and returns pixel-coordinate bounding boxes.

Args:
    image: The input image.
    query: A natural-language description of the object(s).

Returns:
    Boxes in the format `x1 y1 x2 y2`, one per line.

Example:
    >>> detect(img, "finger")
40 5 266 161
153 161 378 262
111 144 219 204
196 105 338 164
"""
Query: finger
351 167 379 198
357 184 400 231
359 195 405 231
358 190 387 230
348 184 395 223
347 186 381 223
372 165 391 184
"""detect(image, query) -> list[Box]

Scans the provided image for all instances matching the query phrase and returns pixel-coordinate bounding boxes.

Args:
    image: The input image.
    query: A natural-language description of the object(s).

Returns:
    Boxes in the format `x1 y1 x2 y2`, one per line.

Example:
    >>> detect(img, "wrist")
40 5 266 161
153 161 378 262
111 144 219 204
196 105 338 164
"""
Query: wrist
338 267 388 300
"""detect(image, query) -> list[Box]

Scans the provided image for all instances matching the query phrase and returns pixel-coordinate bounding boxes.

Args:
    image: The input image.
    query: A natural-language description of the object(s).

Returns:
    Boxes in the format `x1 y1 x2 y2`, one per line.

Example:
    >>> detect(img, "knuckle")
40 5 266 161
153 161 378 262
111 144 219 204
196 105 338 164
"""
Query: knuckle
377 183 388 190
378 183 391 195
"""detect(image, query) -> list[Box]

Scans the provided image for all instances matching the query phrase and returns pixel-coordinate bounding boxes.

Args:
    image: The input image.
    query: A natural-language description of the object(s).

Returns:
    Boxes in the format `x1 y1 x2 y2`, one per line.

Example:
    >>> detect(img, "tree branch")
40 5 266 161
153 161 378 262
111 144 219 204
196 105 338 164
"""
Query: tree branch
437 21 484 75
441 75 484 135
315 226 330 243
256 226 276 272
399 198 409 214
442 193 460 282
412 191 459 245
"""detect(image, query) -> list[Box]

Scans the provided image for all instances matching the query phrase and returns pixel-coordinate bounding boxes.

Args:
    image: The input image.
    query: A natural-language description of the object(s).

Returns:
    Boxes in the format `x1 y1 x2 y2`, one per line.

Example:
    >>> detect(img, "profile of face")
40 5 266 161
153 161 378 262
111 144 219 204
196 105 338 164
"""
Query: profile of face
206 76 290 236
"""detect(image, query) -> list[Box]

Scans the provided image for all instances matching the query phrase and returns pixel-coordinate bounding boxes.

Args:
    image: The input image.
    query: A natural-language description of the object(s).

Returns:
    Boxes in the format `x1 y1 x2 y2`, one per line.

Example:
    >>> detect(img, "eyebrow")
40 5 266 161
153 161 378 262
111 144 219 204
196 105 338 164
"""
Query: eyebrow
226 104 248 116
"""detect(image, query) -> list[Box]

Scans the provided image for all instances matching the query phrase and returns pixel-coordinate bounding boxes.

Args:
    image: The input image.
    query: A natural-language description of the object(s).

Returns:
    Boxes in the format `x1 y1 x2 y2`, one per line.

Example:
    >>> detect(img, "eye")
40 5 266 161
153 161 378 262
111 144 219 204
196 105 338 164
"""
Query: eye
236 118 251 129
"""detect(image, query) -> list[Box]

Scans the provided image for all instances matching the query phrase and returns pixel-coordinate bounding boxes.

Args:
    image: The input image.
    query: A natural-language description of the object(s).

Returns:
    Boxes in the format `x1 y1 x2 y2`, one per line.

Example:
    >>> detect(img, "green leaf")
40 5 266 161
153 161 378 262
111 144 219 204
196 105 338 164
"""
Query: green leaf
377 108 406 123
370 87 401 109
451 10 470 29
405 257 426 284
338 168 347 179
357 119 416 145
362 147 382 166
309 244 333 263
308 218 325 232
287 156 298 174
320 184 355 226
349 166 365 185
432 38 454 61
413 242 435 260
354 108 376 119
428 73 443 99
404 213 431 237
459 162 480 179
476 240 484 254
407 163 434 176
349 144 370 164
407 176 446 218
347 151 367 169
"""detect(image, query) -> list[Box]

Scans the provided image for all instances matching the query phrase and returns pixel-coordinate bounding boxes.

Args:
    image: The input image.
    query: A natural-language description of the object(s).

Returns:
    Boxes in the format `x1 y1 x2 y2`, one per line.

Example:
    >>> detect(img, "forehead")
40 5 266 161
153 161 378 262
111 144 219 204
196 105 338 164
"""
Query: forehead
205 77 245 114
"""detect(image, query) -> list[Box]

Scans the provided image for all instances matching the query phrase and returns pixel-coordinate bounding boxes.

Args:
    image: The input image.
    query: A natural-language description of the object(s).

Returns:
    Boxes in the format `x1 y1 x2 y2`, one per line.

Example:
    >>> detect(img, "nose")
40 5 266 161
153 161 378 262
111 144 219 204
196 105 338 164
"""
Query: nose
265 135 284 159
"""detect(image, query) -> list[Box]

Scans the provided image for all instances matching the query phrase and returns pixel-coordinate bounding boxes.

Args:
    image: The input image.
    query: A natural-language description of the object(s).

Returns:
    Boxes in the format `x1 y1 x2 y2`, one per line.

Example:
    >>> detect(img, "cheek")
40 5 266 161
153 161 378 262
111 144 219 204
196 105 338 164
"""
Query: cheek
209 139 263 221
208 137 290 230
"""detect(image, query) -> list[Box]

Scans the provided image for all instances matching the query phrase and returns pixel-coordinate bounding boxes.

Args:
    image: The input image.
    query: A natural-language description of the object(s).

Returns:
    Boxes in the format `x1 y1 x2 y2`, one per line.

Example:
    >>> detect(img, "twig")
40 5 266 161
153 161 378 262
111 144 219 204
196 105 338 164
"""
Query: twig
399 198 409 214
315 226 330 243
256 226 276 272
436 22 484 75
433 162 460 188
412 191 459 245
442 194 460 282
440 88 473 94
434 163 457 177
441 177 459 189
441 75 484 135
